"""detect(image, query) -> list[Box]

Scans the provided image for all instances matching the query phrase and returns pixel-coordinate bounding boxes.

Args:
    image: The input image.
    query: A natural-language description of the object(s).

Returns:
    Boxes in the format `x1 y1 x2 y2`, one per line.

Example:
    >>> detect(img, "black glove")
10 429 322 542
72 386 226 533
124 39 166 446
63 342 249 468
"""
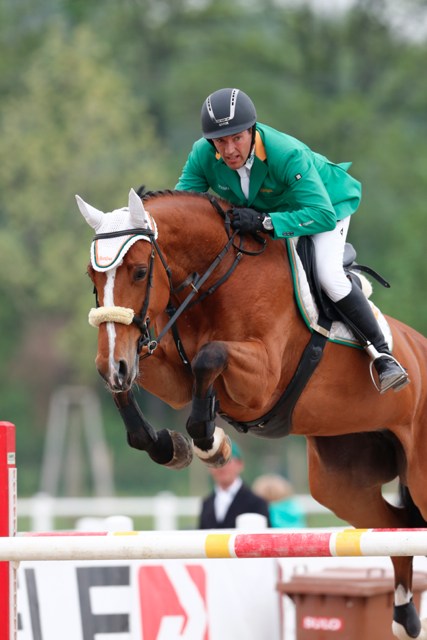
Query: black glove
231 208 265 235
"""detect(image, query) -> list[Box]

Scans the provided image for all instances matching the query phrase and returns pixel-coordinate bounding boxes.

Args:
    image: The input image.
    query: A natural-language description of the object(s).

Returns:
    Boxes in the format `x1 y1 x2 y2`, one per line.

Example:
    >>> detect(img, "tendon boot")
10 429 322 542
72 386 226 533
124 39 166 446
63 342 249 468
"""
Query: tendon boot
334 283 409 394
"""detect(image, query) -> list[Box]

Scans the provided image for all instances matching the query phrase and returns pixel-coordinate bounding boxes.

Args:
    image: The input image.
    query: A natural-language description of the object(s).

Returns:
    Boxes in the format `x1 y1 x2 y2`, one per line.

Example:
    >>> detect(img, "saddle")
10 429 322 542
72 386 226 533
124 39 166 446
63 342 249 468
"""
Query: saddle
222 237 392 438
296 235 390 325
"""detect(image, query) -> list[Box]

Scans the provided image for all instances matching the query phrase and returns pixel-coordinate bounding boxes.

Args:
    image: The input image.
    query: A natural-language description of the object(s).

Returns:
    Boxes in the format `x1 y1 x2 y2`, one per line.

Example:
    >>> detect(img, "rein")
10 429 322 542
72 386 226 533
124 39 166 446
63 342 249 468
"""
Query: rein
144 230 238 355
89 197 266 367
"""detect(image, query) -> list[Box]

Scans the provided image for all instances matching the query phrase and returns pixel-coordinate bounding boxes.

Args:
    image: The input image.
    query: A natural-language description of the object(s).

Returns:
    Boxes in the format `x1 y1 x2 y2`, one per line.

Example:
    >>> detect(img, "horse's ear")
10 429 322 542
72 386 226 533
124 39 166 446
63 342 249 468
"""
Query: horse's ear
75 195 104 230
128 188 150 228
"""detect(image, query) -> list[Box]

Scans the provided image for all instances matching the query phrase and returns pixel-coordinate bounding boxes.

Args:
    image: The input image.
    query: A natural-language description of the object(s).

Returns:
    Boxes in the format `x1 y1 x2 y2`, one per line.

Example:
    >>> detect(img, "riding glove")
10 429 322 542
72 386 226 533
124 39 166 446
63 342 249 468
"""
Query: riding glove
231 207 266 234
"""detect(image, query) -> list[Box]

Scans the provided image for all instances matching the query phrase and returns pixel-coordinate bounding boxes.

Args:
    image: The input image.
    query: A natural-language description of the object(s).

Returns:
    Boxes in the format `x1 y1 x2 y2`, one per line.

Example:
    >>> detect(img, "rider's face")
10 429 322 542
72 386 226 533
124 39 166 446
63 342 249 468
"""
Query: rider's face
213 129 253 170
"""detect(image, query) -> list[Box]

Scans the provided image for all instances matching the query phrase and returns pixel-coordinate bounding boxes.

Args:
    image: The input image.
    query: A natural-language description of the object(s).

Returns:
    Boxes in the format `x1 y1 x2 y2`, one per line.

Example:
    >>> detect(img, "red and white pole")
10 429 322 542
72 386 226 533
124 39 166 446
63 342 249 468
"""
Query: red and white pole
0 422 17 640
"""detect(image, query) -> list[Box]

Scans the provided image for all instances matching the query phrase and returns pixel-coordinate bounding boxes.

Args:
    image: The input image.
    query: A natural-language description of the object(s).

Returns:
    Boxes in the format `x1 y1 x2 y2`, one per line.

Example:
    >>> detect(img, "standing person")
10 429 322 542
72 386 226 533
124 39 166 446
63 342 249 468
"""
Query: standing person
252 474 306 529
198 440 271 529
175 87 409 394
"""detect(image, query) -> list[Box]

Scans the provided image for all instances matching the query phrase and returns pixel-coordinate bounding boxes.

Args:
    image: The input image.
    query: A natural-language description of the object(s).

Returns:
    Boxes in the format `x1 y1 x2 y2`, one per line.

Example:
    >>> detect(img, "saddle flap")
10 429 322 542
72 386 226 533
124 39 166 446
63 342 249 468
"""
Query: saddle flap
289 238 393 349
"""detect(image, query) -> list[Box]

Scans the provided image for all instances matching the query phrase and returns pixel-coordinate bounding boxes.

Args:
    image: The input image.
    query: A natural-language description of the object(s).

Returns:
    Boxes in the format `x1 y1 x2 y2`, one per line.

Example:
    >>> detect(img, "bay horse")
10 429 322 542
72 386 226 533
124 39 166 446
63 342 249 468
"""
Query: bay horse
77 188 427 640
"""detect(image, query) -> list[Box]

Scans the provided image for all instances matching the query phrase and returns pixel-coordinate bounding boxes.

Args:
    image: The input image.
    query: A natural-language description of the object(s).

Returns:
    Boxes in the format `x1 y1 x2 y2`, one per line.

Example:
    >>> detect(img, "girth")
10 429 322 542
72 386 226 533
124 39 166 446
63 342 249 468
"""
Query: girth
221 318 331 439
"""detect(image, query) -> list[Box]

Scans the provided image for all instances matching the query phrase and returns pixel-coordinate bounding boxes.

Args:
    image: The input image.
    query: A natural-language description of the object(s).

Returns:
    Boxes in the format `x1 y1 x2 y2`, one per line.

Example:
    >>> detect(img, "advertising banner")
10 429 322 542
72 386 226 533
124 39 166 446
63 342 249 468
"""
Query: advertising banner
17 557 282 640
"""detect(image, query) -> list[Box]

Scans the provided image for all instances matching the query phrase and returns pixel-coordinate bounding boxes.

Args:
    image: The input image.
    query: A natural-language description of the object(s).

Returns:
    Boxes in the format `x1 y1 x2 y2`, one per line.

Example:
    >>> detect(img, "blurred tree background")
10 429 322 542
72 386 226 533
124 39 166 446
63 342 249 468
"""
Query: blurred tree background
1 0 426 500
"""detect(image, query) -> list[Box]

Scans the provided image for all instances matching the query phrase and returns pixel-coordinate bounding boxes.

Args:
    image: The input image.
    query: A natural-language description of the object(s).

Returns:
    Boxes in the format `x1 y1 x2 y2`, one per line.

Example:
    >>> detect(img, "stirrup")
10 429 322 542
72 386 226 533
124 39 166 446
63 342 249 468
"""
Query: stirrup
368 351 409 394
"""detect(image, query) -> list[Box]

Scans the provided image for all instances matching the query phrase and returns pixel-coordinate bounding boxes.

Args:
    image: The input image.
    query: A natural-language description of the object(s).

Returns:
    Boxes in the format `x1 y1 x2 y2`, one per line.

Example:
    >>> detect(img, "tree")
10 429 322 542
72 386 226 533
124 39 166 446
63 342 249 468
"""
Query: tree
0 21 172 417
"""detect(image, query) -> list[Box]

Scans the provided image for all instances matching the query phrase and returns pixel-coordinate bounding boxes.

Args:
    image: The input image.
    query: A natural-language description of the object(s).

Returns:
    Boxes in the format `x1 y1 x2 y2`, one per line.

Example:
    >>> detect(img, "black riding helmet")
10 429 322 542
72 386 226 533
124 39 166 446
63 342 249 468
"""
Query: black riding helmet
201 88 257 140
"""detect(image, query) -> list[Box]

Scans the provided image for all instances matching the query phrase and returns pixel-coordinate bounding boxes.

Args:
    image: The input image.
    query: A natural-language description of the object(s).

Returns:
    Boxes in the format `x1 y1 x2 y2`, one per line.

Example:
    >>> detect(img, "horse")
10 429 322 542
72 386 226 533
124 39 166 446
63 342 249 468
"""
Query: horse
76 188 427 640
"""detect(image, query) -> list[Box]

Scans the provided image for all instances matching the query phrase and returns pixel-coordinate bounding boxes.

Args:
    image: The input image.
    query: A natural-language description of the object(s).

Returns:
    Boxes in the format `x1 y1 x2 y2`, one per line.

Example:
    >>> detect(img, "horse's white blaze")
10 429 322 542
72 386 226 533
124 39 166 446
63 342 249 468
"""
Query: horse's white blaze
394 583 412 606
104 269 118 372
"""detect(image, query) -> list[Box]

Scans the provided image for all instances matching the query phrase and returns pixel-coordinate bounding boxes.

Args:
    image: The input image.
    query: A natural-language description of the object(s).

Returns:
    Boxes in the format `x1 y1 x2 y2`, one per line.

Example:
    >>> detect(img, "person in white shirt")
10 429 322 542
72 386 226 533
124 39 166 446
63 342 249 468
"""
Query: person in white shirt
198 441 271 529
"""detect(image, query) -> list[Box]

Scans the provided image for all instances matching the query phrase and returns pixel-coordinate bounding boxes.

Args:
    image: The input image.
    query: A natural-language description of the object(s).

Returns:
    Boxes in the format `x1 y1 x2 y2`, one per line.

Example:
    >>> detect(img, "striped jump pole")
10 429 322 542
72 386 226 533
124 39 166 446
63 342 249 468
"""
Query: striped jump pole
1 527 427 562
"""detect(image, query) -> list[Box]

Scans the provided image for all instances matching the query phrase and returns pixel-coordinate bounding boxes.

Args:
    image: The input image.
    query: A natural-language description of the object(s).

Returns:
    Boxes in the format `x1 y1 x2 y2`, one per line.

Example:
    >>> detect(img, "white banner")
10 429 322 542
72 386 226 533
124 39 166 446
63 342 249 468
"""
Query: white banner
17 557 282 640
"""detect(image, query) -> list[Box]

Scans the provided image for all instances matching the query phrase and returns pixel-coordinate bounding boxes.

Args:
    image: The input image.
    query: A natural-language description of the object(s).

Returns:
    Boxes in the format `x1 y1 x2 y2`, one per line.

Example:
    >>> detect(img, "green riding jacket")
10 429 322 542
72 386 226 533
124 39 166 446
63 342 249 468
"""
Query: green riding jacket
175 122 362 239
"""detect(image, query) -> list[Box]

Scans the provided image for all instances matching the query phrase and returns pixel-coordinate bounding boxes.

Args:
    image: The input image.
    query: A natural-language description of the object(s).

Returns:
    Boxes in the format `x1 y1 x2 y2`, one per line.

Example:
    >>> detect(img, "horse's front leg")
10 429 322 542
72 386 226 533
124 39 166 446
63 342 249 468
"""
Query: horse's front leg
187 342 232 467
187 339 280 466
113 389 193 470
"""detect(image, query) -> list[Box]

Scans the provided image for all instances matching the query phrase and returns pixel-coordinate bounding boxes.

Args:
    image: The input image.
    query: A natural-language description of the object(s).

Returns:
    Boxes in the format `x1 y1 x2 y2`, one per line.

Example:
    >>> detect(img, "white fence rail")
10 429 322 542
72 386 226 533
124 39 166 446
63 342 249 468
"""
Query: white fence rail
17 492 339 531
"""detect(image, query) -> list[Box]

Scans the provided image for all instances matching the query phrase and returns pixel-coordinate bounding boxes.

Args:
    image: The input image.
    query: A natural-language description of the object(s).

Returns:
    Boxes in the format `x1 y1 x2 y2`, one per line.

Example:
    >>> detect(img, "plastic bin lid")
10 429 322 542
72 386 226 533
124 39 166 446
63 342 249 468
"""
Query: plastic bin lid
278 567 427 598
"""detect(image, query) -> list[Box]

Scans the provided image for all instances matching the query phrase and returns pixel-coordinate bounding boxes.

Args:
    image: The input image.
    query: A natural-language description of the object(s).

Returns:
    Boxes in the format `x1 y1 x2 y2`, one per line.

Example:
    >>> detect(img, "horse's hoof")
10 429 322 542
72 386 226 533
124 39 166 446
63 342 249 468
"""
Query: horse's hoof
392 617 427 640
162 431 193 470
193 426 232 468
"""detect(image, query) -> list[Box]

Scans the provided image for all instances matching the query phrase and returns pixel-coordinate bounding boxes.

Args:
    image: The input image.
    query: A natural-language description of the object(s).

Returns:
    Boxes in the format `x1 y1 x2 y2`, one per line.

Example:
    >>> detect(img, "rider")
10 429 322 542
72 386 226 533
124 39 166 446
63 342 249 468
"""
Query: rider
175 87 409 394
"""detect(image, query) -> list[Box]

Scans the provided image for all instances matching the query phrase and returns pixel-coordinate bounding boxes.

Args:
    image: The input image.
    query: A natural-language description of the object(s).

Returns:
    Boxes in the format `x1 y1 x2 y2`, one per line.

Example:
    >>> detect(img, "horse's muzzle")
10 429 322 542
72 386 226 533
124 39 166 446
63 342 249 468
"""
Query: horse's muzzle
97 355 138 393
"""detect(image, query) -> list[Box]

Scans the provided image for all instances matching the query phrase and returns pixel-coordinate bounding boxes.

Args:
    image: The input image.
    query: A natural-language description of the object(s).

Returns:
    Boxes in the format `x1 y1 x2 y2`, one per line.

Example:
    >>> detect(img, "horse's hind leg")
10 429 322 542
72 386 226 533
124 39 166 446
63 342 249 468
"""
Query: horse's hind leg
392 465 427 639
186 342 231 466
307 434 426 640
113 390 193 469
392 559 427 640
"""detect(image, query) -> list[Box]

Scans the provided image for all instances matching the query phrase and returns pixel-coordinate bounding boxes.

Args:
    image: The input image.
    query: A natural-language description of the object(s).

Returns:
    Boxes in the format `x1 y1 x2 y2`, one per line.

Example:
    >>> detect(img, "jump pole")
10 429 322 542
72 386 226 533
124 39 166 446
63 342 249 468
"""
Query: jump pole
2 528 427 562
0 422 17 640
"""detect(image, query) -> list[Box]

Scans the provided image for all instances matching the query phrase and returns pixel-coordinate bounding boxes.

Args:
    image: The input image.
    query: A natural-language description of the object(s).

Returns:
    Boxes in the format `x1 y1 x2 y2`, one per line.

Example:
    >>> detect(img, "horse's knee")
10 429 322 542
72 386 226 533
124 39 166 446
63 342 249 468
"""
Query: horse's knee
192 342 228 381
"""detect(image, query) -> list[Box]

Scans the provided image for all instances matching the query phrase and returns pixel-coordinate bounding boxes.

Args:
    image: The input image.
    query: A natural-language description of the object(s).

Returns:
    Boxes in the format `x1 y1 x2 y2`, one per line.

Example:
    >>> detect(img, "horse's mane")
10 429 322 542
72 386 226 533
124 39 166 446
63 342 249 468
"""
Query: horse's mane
136 186 230 210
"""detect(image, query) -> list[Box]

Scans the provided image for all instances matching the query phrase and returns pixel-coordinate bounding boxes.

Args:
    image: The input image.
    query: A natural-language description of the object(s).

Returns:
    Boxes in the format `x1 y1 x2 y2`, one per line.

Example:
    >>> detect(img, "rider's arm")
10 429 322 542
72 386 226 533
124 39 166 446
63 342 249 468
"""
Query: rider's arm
267 148 339 239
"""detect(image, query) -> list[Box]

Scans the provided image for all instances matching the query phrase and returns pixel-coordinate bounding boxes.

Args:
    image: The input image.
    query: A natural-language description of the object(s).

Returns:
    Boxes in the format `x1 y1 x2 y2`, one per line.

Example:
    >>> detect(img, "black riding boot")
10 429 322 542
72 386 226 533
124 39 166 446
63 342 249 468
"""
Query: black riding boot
335 283 409 393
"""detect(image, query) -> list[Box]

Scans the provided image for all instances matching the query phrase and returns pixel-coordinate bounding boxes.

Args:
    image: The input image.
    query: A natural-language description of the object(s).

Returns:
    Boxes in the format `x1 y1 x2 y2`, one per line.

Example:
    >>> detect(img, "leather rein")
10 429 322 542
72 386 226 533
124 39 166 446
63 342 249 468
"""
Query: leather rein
92 196 266 370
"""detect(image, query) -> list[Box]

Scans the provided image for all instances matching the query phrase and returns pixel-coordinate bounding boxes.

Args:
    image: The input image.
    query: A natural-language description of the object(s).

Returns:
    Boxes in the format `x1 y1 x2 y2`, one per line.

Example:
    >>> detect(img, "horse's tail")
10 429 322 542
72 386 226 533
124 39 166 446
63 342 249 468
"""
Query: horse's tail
398 483 427 527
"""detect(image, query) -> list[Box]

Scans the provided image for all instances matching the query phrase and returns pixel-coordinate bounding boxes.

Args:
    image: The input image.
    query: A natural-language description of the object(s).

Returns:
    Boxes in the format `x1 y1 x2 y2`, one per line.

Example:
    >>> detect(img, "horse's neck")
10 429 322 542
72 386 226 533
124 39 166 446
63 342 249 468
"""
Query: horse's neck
153 201 226 281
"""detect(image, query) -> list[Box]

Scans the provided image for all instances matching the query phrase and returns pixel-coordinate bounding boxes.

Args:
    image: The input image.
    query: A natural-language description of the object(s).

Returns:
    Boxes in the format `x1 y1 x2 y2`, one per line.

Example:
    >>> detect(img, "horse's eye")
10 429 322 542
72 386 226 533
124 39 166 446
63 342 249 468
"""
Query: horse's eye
133 266 148 282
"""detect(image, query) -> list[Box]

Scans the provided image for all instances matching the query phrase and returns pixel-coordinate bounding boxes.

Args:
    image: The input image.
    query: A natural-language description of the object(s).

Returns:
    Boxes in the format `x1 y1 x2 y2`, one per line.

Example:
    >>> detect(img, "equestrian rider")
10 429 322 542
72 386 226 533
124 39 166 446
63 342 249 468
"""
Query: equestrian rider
175 87 409 394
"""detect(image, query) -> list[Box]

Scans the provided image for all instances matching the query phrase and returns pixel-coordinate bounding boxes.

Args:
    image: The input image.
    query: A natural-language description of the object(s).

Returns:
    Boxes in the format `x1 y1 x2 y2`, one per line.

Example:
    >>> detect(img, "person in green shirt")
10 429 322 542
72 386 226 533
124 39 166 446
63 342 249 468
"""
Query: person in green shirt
175 87 409 394
252 473 306 529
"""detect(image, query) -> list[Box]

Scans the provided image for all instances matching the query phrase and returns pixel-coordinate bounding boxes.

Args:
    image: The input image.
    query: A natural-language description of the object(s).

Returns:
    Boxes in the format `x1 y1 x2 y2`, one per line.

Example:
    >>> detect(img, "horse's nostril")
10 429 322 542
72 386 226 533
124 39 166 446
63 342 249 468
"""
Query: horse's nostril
110 359 134 392
118 359 128 381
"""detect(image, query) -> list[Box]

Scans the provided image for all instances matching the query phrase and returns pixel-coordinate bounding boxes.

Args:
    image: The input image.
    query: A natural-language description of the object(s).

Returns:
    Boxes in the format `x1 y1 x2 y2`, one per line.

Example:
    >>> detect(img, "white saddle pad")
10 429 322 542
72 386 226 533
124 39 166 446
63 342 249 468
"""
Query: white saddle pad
288 238 393 350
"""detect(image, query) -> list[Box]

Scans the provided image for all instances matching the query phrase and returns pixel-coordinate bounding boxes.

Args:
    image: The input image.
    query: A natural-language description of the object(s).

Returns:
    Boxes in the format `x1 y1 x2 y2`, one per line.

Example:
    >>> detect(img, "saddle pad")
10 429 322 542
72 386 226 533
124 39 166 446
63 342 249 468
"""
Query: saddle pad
287 238 393 350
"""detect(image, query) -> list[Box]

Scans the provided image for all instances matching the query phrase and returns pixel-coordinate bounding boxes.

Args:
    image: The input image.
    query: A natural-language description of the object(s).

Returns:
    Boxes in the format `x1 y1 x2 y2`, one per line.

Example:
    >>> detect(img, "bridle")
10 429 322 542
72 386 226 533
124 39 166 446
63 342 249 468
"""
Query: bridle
89 197 267 368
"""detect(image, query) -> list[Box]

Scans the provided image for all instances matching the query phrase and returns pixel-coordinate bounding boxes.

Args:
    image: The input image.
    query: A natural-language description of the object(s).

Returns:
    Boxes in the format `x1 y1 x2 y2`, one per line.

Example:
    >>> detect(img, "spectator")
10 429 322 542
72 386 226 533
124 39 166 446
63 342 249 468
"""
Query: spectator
198 441 271 529
252 473 306 528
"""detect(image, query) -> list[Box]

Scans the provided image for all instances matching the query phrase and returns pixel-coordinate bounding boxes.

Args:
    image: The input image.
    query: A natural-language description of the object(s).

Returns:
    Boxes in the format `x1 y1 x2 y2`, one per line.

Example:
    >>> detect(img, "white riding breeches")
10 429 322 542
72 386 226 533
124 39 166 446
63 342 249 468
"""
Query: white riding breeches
312 215 352 302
